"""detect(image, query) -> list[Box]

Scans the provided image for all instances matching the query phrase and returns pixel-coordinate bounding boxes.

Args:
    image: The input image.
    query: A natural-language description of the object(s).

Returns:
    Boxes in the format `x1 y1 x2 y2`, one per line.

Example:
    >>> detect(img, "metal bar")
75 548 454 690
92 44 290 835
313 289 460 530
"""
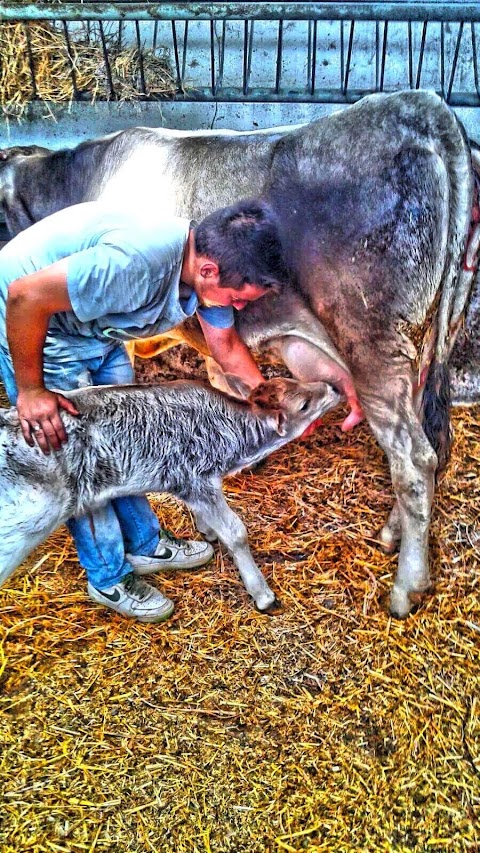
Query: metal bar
2 4 480 25
62 21 79 99
340 20 345 92
181 20 189 84
171 20 183 91
440 20 445 98
135 20 147 95
242 19 254 96
210 19 215 95
24 23 38 99
415 20 428 88
379 20 388 91
213 21 226 96
473 23 480 98
408 20 413 88
309 19 317 96
98 19 116 99
446 21 464 102
342 20 355 96
140 87 480 105
275 18 283 94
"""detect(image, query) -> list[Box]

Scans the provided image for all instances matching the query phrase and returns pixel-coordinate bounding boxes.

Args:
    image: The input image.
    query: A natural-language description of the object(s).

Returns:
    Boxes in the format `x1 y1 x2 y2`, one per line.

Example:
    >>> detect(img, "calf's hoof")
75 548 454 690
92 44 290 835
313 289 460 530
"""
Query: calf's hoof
389 584 430 619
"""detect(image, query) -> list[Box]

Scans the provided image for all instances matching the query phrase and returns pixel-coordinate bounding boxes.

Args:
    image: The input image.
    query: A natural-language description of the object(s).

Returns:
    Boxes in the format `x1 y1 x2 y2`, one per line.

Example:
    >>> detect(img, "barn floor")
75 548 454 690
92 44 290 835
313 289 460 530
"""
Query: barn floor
0 348 479 853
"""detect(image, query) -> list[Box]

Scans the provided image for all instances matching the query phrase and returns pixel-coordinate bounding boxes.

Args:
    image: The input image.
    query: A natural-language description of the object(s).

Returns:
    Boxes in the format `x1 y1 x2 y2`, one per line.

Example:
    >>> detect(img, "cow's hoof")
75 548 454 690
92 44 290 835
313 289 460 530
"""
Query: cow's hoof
378 524 400 554
388 585 429 619
257 596 282 616
255 590 278 612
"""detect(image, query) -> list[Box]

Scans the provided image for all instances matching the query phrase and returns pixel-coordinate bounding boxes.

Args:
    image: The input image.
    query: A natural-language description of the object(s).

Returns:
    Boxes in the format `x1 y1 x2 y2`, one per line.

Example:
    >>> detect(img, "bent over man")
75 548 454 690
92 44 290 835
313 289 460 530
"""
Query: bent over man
0 199 289 622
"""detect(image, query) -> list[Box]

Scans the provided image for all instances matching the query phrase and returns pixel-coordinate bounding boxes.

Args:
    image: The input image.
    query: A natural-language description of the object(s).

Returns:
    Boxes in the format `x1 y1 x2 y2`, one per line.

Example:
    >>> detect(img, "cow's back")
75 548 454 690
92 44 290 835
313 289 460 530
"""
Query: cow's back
96 125 287 220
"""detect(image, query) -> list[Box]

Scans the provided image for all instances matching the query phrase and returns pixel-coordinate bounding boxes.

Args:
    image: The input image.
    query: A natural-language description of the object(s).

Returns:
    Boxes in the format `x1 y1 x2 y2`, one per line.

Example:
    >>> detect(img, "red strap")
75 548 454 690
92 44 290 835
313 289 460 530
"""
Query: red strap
463 171 480 272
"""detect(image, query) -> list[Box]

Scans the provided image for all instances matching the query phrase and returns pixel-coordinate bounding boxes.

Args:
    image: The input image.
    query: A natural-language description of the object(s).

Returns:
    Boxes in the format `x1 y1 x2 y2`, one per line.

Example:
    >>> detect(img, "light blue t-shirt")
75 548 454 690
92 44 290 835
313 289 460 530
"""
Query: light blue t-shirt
0 202 234 362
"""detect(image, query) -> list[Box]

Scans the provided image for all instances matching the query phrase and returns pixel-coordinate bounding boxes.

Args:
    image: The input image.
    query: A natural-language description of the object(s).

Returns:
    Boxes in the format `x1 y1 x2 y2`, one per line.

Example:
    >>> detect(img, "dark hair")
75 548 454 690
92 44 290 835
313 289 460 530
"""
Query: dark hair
194 199 289 291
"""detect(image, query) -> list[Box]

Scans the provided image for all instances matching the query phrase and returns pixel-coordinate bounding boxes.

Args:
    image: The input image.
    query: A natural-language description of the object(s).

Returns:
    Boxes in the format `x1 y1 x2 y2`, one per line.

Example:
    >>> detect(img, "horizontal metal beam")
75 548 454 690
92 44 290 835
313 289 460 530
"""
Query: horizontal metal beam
136 88 480 107
1 3 480 23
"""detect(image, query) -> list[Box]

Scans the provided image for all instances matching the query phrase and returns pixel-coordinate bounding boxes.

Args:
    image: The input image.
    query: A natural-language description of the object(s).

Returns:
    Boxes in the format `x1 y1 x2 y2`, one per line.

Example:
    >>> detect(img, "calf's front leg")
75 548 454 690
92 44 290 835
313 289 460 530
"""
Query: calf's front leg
190 490 276 611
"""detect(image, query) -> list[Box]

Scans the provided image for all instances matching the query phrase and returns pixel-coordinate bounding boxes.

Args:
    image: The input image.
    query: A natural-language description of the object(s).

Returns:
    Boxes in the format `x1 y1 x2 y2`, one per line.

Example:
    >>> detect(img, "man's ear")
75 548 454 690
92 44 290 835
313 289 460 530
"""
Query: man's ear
200 260 220 279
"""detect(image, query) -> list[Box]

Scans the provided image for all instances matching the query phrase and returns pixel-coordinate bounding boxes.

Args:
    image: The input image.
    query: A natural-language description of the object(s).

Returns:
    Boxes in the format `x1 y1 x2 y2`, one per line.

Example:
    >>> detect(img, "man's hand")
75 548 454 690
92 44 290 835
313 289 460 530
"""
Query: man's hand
16 387 79 454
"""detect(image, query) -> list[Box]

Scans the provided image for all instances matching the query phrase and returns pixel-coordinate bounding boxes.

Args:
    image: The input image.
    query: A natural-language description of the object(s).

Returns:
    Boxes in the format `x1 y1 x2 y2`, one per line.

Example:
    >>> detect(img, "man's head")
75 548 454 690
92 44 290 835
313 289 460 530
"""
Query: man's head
188 199 289 309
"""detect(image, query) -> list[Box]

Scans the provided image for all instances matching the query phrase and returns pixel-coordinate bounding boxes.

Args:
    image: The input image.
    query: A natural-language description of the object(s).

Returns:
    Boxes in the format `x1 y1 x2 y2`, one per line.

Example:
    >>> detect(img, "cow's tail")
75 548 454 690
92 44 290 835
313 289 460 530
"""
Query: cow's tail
422 362 451 472
422 104 478 473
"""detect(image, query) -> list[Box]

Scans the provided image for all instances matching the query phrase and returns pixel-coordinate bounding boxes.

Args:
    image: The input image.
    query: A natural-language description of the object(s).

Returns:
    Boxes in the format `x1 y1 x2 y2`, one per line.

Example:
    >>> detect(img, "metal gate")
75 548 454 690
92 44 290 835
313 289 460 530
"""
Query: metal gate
0 2 479 110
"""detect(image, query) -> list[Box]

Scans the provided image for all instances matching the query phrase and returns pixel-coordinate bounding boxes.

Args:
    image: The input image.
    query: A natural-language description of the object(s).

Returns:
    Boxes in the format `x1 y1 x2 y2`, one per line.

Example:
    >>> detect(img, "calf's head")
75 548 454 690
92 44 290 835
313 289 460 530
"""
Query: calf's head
248 377 340 438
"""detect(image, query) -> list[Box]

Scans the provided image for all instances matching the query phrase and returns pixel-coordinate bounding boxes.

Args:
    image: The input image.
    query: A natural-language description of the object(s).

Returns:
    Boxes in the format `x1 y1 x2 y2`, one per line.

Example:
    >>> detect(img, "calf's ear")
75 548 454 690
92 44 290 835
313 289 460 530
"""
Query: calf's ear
222 373 253 400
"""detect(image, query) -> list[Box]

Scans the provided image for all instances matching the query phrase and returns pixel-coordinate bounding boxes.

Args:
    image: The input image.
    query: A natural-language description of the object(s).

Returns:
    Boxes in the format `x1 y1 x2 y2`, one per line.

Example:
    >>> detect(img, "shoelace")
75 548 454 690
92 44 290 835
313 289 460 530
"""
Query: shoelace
123 572 151 601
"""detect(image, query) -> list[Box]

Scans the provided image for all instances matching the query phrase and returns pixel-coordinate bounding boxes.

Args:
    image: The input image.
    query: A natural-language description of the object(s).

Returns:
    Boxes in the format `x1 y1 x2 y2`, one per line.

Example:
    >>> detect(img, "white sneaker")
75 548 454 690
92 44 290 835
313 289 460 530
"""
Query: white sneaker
87 573 174 623
126 530 214 574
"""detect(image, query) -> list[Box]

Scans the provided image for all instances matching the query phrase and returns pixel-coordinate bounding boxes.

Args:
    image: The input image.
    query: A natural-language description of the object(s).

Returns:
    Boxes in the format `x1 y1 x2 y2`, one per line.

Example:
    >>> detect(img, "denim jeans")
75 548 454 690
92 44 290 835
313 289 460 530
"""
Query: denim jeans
0 343 161 589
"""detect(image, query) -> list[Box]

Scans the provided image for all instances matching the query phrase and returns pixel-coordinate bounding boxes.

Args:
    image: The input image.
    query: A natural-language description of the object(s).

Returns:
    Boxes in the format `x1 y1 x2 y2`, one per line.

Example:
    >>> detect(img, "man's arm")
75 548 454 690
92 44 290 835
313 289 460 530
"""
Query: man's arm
6 258 79 453
197 319 264 390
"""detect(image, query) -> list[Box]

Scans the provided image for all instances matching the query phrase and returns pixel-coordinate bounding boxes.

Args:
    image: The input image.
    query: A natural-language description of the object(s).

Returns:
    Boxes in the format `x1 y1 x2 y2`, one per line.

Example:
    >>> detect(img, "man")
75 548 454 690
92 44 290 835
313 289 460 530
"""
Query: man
0 198 289 623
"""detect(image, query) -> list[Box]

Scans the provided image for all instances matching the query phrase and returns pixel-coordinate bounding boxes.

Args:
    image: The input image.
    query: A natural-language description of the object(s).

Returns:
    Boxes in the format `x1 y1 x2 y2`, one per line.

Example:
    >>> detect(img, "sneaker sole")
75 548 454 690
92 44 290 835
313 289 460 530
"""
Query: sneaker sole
88 594 174 623
128 551 215 575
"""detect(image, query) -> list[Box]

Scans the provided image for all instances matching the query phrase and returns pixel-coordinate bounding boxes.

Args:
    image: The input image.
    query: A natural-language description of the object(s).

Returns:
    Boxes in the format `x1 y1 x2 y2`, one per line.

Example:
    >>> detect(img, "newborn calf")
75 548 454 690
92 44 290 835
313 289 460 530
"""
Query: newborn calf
0 378 339 609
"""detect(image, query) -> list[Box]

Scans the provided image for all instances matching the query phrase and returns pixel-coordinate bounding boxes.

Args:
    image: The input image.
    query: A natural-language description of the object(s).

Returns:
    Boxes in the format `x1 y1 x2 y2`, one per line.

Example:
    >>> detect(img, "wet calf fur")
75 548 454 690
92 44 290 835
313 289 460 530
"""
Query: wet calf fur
0 378 339 610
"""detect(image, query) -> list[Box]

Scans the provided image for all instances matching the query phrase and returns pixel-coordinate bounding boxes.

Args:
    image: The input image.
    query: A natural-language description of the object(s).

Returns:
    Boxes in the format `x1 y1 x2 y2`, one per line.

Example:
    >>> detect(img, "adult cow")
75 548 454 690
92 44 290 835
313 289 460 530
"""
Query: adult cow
1 90 479 618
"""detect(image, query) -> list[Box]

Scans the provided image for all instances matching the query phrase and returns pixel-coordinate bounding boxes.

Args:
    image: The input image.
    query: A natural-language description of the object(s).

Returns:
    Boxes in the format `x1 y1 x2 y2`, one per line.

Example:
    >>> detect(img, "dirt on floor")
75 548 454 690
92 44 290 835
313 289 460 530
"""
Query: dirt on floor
0 346 479 853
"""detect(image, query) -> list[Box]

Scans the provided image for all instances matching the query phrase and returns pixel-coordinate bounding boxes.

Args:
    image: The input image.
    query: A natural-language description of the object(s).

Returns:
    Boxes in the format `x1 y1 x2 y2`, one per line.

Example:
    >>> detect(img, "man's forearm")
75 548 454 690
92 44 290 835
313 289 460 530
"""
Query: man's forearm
7 286 49 391
216 337 264 388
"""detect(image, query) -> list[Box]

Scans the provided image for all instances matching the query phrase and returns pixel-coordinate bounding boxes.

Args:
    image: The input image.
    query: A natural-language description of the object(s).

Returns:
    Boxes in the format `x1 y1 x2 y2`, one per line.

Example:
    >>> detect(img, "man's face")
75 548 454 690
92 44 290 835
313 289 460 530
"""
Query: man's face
198 276 270 311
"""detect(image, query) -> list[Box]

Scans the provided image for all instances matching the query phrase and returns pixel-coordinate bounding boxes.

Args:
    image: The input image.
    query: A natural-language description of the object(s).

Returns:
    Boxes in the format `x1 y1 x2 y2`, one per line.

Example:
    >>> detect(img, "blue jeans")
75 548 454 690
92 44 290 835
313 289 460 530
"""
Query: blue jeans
0 343 161 589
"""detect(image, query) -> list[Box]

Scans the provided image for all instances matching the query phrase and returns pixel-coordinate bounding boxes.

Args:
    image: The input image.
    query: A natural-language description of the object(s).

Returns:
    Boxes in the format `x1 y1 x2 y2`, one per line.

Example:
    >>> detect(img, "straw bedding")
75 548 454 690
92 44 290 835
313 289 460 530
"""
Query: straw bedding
0 348 479 852
0 22 176 118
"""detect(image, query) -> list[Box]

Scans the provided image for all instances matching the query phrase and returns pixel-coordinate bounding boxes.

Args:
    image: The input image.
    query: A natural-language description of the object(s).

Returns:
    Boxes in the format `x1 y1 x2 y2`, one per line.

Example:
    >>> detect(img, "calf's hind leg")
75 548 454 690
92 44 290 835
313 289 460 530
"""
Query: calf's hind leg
359 372 438 618
0 484 65 587
190 490 276 611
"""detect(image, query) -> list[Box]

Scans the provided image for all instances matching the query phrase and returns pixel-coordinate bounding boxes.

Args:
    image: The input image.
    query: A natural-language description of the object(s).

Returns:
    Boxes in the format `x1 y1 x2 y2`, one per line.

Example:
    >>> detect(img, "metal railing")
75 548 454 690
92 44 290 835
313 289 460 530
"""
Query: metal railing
0 2 479 106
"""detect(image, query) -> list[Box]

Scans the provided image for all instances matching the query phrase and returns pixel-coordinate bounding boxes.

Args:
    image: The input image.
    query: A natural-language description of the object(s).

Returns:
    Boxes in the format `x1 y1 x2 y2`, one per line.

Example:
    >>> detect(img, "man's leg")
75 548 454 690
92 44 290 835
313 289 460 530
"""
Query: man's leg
46 348 174 622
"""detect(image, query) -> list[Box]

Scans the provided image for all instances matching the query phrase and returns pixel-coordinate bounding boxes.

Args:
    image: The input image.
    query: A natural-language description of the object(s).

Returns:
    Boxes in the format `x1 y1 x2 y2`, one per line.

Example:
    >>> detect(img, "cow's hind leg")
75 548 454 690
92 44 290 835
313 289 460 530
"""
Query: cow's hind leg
360 376 438 618
190 489 276 611
378 385 426 555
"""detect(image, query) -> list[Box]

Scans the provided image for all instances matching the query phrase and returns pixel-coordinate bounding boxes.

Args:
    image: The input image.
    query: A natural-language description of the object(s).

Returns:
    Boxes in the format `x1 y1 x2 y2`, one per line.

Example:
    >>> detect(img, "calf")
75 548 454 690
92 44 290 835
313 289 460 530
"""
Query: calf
0 377 339 610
